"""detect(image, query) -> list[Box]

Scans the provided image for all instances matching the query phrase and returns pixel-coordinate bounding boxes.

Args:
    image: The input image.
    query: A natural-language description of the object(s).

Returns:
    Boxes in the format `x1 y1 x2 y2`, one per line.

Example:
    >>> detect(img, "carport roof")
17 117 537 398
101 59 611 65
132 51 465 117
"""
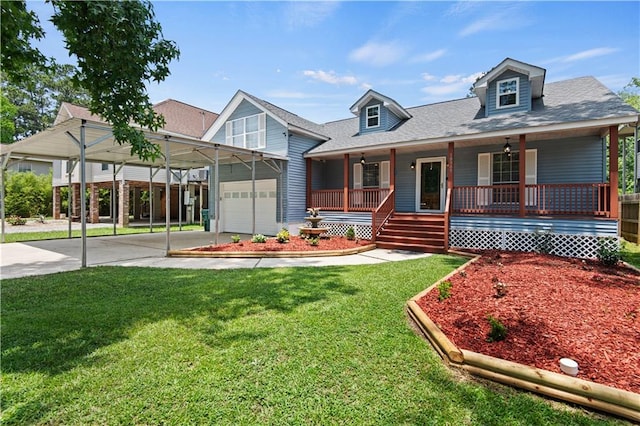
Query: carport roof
1 117 287 170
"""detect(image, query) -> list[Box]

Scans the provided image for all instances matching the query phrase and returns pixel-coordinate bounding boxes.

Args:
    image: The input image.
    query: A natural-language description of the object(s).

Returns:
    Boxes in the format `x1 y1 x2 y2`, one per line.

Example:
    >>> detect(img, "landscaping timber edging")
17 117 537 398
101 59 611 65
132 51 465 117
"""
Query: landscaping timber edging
406 252 640 423
167 244 377 258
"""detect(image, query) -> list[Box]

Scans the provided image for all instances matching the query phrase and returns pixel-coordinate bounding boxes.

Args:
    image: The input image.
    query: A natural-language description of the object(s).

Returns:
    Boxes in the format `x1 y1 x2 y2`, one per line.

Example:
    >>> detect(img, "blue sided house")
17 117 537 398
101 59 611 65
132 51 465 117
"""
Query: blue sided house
200 58 638 258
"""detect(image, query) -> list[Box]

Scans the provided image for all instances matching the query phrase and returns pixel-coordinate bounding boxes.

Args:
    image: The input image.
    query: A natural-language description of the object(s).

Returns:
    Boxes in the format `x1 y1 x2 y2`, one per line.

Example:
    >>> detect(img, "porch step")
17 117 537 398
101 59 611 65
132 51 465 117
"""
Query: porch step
376 213 446 254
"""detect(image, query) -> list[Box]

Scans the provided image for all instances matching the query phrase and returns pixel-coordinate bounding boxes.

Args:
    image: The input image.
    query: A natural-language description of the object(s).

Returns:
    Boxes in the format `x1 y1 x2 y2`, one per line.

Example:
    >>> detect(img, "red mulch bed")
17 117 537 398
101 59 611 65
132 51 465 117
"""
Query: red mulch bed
189 236 372 252
416 251 640 394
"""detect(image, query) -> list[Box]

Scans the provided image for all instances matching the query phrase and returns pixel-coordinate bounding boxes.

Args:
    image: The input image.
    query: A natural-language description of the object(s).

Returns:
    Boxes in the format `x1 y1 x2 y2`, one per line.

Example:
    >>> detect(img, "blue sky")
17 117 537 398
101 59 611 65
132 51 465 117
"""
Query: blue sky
30 1 639 124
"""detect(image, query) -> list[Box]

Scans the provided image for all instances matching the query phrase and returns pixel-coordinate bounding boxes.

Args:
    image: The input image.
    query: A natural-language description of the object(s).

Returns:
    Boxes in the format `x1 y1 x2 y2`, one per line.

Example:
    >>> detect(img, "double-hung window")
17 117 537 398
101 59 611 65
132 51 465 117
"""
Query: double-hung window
366 105 380 128
362 162 380 188
496 77 519 109
226 113 266 149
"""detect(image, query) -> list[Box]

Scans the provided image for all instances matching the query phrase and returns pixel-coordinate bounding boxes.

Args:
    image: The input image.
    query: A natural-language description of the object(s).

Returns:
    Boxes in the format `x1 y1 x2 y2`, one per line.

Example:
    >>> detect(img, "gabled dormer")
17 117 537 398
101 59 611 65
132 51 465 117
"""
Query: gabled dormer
350 90 412 135
473 58 546 117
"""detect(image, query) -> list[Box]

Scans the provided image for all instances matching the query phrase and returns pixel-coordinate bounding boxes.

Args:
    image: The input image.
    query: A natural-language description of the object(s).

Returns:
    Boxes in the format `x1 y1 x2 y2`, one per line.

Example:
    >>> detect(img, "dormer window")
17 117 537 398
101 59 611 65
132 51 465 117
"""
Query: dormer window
366 104 380 128
497 77 519 109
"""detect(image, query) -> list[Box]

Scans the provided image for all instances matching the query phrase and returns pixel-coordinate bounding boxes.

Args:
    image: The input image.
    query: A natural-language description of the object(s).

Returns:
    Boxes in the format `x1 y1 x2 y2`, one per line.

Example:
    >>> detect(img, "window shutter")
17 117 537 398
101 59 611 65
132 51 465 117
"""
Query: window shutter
353 163 362 189
225 121 232 146
477 153 491 206
380 161 390 188
525 149 537 206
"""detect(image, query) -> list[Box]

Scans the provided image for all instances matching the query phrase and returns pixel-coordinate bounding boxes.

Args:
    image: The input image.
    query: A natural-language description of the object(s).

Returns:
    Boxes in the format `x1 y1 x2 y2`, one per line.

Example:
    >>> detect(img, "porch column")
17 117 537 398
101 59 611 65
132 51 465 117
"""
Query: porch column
519 134 526 217
390 149 396 190
53 186 61 219
343 154 349 212
447 142 454 191
89 183 99 223
306 157 312 208
609 125 619 219
118 181 130 227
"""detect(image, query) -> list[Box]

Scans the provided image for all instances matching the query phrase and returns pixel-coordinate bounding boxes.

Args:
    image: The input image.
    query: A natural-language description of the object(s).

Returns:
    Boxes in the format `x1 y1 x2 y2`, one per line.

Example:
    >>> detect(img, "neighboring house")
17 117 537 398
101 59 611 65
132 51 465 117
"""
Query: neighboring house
202 58 638 258
5 158 52 175
51 100 218 225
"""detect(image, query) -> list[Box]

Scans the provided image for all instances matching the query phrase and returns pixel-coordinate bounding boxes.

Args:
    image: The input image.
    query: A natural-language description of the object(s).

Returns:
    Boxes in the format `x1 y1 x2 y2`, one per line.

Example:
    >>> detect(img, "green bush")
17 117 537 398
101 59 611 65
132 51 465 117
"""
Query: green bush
437 280 452 301
251 234 267 243
345 226 355 240
597 239 621 266
486 315 507 342
231 235 241 243
7 215 27 226
308 237 319 246
276 228 290 243
4 170 53 217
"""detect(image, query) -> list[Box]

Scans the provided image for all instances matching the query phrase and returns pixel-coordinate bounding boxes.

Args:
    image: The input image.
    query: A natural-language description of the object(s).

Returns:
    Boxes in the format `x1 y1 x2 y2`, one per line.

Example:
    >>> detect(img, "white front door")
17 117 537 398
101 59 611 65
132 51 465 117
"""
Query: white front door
220 179 277 235
415 157 446 212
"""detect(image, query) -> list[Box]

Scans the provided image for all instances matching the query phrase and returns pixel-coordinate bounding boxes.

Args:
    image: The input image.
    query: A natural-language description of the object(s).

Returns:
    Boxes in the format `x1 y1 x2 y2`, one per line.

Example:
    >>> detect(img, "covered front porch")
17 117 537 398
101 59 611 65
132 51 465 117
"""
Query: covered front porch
305 126 621 256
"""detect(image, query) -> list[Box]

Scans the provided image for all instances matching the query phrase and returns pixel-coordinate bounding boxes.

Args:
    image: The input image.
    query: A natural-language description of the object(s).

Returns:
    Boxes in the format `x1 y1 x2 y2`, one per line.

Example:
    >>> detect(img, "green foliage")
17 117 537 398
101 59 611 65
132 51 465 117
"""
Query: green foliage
276 228 290 243
0 1 47 84
597 239 621 266
0 95 18 143
50 0 180 161
617 78 639 193
2 0 179 160
4 170 52 217
231 235 241 243
437 280 452 301
7 215 27 226
308 237 319 246
486 315 507 342
1 64 92 141
251 234 267 243
345 226 356 240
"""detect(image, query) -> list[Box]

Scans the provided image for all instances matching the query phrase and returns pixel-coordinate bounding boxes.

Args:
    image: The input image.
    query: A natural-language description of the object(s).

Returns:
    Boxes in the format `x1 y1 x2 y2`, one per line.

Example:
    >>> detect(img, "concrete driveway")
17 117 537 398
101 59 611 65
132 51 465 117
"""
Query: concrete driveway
0 231 431 279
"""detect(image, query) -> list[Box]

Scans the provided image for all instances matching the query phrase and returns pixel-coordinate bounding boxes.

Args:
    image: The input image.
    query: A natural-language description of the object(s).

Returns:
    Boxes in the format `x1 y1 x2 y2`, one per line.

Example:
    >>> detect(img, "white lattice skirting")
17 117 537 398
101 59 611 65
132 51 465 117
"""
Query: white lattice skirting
449 228 619 259
322 222 373 240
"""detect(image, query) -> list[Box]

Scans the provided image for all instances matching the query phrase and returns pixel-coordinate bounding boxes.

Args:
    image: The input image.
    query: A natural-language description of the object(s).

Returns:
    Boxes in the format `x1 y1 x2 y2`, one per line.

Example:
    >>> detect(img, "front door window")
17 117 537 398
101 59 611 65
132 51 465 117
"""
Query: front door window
416 158 444 211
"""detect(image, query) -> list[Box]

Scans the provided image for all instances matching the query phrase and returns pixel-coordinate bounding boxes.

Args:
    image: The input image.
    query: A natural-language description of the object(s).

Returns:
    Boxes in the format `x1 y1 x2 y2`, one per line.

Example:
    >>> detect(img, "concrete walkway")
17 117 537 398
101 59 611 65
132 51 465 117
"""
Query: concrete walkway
0 231 432 280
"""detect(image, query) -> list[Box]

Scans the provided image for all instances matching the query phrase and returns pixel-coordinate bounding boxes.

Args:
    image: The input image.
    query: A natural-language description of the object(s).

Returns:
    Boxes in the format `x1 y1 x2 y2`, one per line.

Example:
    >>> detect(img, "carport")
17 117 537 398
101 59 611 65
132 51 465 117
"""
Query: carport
0 117 287 267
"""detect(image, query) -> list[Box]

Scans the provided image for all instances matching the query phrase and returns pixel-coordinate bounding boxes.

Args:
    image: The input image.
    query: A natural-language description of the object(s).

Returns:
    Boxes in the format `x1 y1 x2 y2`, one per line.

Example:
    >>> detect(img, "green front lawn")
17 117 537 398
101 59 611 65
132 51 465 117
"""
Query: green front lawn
1 258 622 425
2 224 203 243
622 239 640 269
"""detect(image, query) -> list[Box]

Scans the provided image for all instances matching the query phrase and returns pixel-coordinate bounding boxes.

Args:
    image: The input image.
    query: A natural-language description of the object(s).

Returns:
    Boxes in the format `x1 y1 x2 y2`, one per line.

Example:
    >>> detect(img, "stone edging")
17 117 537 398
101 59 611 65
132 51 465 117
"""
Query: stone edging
407 251 640 423
167 244 377 258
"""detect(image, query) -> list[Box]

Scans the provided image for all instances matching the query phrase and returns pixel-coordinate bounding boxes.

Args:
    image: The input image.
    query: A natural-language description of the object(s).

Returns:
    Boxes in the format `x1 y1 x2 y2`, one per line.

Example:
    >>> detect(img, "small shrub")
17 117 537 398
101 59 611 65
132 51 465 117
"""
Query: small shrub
251 234 267 243
7 215 27 226
437 280 452 301
308 237 319 246
276 228 290 243
231 235 241 243
345 226 356 241
486 315 507 342
597 239 621 266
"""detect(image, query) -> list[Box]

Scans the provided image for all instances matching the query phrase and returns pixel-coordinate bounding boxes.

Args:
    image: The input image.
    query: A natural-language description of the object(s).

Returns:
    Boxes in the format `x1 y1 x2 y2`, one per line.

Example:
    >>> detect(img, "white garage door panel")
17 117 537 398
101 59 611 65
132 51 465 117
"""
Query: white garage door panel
220 179 277 235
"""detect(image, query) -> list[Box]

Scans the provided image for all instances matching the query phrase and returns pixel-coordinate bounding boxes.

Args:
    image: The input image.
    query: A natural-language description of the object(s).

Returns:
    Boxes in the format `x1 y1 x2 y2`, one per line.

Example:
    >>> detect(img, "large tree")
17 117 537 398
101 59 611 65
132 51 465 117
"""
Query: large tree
1 64 91 142
1 0 180 160
618 77 640 193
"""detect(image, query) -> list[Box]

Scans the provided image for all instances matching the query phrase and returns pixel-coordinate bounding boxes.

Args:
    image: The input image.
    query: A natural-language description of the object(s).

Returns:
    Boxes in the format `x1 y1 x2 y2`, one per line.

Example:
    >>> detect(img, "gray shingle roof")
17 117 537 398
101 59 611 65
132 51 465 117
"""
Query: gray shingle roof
240 91 328 139
307 76 638 155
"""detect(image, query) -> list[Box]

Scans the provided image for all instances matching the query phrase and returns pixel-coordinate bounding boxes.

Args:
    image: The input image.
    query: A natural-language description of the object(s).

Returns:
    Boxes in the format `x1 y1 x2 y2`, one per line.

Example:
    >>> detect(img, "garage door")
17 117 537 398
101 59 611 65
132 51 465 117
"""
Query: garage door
220 179 278 235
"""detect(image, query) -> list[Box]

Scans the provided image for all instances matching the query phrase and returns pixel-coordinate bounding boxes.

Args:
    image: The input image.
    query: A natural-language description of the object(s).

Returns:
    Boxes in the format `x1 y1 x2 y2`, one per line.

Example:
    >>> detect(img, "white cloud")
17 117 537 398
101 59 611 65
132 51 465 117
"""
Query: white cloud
446 1 481 16
349 41 407 67
360 82 373 90
458 5 529 37
421 72 484 100
285 1 340 29
303 70 358 85
561 47 619 63
410 49 447 63
421 73 437 82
